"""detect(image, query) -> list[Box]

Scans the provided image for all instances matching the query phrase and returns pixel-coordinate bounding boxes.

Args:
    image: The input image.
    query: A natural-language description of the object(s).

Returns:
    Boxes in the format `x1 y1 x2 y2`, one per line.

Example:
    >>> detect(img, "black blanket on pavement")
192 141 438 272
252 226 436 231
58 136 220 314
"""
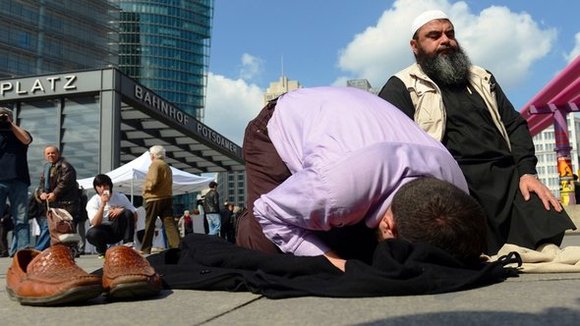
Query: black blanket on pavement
145 234 520 299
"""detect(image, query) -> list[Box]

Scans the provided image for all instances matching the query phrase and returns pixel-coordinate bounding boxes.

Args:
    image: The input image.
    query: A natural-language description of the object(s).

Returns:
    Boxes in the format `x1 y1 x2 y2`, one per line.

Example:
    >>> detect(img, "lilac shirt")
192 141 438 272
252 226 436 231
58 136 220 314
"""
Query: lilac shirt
253 87 468 257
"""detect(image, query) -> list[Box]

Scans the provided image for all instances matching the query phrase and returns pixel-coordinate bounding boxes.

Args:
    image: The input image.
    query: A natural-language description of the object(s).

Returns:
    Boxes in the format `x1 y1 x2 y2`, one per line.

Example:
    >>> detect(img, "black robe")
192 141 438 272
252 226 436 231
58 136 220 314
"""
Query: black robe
379 75 576 254
141 234 519 298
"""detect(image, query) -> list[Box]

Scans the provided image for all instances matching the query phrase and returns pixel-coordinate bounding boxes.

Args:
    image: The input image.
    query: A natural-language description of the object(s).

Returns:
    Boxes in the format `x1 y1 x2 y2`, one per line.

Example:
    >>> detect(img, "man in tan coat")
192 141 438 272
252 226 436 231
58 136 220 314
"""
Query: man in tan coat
141 145 180 254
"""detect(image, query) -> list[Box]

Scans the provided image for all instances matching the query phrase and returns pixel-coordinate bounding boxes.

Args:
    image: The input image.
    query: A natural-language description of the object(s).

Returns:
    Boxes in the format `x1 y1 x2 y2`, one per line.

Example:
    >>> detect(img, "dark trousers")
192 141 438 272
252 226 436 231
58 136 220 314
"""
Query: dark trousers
236 99 289 254
86 208 135 255
0 224 9 256
141 198 180 254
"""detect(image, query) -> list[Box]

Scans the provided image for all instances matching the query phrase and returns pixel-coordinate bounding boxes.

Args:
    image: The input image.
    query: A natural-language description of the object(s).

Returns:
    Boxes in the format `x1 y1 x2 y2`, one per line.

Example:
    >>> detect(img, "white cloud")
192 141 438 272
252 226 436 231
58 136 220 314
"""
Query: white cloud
203 72 264 146
565 32 580 63
238 53 265 81
336 0 556 89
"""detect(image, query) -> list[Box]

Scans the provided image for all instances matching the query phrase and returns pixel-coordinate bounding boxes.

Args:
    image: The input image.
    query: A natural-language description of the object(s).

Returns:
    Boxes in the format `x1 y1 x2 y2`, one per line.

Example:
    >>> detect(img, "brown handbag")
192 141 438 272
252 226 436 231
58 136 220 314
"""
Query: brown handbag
46 201 80 246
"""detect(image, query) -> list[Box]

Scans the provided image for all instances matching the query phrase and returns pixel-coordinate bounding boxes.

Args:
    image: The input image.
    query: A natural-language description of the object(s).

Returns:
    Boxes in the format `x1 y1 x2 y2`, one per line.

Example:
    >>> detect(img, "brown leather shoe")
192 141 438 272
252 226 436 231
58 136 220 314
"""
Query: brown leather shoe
102 245 162 300
6 245 103 306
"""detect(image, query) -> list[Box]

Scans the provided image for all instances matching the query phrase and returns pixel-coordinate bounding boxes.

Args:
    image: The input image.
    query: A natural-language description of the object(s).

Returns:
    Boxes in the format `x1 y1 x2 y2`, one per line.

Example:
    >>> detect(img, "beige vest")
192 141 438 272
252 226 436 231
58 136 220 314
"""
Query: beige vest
394 63 511 150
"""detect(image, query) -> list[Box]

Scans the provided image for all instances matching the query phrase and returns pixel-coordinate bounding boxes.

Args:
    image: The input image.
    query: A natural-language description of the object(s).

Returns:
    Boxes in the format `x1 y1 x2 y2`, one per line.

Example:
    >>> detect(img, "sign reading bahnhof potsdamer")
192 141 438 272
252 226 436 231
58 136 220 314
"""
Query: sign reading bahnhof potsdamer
0 68 244 181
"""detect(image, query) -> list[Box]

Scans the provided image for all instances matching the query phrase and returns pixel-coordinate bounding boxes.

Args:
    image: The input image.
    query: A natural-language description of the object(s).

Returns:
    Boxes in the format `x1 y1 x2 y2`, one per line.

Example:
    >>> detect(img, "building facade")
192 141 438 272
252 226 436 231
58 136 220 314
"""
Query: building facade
113 0 213 120
0 0 118 78
263 75 301 104
216 171 246 208
533 114 580 199
0 69 243 200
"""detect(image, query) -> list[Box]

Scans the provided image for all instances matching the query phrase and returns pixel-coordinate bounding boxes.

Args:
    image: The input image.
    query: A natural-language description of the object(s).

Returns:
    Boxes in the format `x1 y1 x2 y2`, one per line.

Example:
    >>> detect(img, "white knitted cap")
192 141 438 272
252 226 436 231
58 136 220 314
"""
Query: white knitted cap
411 10 449 36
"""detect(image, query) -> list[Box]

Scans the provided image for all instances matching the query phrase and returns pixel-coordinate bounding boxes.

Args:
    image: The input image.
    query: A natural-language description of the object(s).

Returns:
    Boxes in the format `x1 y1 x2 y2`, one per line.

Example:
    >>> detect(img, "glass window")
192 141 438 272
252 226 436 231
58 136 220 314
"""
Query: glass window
18 99 60 191
62 96 100 179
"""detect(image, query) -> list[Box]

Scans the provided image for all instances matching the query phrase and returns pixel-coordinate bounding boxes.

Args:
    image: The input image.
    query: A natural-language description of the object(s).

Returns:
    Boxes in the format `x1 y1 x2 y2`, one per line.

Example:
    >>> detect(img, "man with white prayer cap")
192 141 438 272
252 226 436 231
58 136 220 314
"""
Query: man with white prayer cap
379 10 576 255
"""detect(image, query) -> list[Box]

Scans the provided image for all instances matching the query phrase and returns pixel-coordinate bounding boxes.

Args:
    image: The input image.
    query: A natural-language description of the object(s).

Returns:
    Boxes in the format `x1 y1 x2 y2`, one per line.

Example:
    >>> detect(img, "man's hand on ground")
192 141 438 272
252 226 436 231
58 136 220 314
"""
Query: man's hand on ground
323 251 346 272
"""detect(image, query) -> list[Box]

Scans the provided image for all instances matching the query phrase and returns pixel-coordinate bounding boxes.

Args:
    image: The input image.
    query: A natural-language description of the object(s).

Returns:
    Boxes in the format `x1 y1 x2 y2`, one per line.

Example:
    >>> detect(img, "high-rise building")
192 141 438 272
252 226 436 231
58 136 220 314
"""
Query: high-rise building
0 0 118 187
532 114 580 199
113 0 214 120
263 75 301 104
216 171 246 208
0 0 118 78
0 1 240 216
346 79 379 94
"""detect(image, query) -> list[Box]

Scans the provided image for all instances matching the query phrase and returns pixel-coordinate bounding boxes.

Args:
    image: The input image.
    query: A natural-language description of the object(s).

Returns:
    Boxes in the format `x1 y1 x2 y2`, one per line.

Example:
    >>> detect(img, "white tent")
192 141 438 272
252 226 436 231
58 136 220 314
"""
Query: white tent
77 152 214 198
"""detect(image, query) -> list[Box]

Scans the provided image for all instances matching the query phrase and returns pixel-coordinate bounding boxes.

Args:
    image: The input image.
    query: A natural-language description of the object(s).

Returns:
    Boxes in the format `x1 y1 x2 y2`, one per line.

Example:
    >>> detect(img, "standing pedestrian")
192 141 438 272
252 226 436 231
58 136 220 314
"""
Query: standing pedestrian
0 107 32 256
35 145 81 250
140 145 180 254
203 181 221 236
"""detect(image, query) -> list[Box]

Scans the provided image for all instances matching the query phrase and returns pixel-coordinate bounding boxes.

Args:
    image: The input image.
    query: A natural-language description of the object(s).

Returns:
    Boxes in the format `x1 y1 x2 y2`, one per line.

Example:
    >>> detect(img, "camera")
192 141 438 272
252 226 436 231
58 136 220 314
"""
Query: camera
0 114 9 130
103 190 110 196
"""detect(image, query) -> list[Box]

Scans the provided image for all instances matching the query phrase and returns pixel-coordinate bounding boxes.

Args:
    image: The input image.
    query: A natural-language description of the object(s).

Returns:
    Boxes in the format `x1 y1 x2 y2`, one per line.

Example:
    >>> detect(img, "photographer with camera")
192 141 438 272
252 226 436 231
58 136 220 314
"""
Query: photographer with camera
0 107 33 256
85 174 137 258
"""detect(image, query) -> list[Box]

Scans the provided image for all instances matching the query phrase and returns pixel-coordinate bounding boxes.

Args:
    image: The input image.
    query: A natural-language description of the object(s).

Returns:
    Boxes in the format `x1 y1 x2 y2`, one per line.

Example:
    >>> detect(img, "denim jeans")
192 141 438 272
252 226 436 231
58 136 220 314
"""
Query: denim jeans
34 217 50 251
206 213 221 236
0 180 30 256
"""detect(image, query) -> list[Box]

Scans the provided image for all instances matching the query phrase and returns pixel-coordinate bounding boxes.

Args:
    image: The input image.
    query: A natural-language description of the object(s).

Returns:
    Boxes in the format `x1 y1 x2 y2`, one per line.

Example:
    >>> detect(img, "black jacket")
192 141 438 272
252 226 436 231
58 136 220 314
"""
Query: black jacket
203 189 220 213
143 234 520 298
35 157 79 217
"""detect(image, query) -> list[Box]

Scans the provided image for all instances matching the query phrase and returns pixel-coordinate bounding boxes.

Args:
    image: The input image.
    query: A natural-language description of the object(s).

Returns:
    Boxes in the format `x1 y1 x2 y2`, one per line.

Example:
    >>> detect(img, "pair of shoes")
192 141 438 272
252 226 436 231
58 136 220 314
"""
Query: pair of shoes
6 245 103 306
102 246 161 300
6 245 162 306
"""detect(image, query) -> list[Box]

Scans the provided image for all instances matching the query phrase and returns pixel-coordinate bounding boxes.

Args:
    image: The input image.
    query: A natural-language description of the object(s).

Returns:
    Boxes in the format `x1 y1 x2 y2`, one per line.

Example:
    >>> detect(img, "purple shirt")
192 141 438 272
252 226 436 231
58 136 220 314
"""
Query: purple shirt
253 87 468 256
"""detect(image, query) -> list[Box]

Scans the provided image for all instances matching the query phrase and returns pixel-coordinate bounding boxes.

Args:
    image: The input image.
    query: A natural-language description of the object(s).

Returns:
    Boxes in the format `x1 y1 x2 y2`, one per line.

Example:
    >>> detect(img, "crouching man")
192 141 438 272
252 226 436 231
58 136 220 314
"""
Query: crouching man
85 174 137 257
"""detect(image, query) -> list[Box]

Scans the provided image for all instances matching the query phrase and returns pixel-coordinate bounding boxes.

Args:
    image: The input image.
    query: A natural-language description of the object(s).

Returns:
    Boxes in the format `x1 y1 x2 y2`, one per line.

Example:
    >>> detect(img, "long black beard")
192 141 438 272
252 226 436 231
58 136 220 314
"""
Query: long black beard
416 45 472 88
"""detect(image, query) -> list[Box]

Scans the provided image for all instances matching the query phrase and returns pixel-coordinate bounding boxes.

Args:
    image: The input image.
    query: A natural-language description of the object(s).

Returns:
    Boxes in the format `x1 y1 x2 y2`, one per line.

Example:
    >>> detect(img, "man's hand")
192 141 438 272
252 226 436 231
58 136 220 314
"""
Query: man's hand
108 207 122 219
519 174 562 212
323 251 346 272
100 191 110 204
8 115 32 145
39 192 56 202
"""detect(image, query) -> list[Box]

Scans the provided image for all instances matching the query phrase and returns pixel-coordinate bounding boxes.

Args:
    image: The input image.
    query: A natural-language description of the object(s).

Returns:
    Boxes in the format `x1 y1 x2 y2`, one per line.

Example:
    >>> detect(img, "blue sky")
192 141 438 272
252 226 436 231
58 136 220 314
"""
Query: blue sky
204 0 580 146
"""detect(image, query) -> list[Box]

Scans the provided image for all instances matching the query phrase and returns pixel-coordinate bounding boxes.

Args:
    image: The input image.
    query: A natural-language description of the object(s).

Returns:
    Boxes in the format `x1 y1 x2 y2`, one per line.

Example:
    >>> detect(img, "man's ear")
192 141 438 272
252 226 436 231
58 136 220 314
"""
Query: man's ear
410 39 419 56
378 207 397 240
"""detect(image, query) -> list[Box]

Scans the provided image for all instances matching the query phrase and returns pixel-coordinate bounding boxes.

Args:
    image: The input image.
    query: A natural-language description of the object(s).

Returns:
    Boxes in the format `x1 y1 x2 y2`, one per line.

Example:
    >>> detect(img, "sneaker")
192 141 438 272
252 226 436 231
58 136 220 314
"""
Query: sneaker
151 247 164 253
122 242 134 249
97 254 105 259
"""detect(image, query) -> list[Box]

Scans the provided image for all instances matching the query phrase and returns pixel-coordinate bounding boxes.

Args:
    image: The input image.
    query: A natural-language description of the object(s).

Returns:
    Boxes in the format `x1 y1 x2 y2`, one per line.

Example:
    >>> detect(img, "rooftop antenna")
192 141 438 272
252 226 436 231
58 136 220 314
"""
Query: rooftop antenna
281 55 284 78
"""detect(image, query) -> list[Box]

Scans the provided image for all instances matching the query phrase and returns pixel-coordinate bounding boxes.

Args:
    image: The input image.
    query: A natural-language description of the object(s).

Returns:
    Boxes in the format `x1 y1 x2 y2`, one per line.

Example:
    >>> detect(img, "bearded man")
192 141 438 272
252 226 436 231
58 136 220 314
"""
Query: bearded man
378 10 575 255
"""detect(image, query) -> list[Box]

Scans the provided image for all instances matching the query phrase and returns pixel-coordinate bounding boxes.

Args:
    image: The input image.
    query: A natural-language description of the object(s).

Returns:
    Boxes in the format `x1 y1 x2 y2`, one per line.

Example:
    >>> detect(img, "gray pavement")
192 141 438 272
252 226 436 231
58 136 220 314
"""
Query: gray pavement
1 234 579 326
